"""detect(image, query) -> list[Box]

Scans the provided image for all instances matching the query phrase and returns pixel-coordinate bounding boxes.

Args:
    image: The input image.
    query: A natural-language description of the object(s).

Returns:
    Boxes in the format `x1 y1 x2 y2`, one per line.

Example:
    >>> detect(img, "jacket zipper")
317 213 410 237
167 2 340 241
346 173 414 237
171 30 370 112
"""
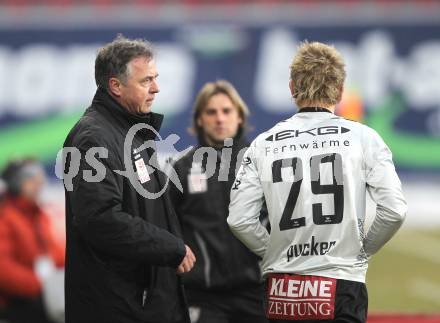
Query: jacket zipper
142 289 148 308
193 231 211 288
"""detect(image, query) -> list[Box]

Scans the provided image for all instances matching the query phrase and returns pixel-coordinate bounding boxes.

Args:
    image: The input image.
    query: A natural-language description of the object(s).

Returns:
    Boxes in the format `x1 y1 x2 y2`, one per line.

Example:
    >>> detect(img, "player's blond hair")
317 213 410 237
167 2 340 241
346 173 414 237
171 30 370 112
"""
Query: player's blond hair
190 80 250 137
290 41 346 108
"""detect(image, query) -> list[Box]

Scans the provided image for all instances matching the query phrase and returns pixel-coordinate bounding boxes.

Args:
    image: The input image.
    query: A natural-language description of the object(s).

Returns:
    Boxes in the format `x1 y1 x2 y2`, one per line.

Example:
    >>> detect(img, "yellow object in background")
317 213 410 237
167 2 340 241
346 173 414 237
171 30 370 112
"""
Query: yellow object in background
337 89 364 122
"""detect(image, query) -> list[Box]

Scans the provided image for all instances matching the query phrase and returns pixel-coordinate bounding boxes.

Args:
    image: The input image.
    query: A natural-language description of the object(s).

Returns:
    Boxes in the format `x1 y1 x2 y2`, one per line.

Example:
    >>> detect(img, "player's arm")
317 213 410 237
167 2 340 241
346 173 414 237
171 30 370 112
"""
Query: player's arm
362 128 407 256
227 142 269 258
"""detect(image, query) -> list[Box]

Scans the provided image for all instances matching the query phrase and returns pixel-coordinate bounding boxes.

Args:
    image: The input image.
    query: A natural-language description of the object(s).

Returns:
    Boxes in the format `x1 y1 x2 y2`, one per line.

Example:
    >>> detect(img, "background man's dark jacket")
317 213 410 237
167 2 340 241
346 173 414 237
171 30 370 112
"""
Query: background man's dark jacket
168 133 267 299
63 88 188 323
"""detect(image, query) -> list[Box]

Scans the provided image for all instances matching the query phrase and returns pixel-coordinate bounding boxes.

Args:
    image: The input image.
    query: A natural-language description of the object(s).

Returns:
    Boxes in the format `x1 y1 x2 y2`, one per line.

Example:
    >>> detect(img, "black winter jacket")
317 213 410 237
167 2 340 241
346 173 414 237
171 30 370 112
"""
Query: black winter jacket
168 133 265 293
64 88 189 323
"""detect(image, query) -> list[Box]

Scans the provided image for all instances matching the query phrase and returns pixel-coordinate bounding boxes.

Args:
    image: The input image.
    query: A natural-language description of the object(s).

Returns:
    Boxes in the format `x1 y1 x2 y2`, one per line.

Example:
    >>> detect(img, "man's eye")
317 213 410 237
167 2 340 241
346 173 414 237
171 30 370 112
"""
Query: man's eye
142 77 154 83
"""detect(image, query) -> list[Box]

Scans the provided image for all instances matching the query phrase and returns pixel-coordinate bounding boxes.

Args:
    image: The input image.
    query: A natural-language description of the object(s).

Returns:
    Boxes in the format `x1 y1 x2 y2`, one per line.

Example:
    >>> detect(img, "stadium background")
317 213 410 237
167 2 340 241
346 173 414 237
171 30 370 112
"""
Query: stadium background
0 0 439 321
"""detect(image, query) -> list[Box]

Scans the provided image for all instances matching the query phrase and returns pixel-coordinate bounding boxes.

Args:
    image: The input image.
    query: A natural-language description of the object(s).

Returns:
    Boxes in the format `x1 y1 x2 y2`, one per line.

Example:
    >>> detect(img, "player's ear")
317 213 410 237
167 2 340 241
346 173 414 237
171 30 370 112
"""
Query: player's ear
108 77 122 97
337 86 344 102
289 79 295 97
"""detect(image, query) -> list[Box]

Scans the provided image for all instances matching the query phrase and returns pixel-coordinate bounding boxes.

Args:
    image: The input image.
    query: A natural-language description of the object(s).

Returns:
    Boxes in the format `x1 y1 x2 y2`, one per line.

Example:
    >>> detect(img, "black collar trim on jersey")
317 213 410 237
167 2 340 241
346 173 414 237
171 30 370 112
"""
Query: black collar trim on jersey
297 107 333 113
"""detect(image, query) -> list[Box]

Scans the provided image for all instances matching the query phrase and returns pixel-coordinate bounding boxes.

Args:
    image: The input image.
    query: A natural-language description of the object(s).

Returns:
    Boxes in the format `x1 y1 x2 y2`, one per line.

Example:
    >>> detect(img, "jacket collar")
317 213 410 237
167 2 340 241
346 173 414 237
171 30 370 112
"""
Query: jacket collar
197 128 248 151
92 87 164 139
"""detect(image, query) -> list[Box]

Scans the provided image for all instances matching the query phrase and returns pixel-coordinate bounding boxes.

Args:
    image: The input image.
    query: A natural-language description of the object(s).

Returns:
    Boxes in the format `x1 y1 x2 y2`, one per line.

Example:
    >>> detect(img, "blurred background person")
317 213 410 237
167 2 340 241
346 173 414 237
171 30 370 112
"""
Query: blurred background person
0 158 65 323
169 80 268 323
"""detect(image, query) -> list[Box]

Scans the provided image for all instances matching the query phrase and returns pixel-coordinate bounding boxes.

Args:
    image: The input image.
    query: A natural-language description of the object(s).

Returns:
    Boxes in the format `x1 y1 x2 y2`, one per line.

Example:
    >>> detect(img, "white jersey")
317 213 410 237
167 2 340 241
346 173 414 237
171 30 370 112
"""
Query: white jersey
228 111 407 283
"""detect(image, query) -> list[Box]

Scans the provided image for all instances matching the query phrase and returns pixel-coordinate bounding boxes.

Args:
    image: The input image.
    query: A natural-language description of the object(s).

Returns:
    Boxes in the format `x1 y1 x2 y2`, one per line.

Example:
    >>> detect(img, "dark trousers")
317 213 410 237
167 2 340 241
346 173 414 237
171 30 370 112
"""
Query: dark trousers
267 279 368 323
186 286 268 323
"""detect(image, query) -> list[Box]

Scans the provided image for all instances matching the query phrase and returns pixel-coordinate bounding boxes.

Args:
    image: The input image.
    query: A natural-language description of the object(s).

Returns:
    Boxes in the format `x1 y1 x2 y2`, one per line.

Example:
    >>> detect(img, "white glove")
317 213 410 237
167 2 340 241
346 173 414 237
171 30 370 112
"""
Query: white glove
34 255 56 283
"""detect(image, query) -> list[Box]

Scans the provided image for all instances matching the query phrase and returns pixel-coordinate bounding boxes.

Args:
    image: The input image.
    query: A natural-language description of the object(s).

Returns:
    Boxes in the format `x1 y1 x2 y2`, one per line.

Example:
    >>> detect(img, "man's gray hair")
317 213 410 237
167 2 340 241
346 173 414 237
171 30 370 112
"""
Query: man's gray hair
95 34 155 89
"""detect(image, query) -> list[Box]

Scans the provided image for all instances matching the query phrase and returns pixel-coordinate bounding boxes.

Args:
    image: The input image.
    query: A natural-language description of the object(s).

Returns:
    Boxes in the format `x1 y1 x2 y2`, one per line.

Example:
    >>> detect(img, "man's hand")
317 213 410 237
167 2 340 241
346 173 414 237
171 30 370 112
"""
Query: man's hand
177 245 196 274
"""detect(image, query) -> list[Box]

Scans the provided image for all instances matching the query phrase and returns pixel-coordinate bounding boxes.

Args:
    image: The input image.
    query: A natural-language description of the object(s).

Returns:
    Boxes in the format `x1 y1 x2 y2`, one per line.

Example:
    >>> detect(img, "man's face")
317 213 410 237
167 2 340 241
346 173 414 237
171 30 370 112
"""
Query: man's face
22 171 45 202
197 93 242 147
118 57 159 115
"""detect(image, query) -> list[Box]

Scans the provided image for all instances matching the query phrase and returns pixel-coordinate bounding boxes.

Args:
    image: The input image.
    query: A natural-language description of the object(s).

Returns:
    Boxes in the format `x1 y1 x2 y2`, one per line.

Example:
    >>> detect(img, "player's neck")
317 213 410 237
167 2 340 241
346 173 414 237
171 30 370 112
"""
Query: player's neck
298 105 335 113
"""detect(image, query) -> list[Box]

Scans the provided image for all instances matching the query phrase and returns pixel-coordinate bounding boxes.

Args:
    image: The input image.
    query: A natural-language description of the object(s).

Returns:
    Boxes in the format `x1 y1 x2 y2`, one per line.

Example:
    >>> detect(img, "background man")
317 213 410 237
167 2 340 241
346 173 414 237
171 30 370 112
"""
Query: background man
63 36 195 323
169 80 267 323
228 42 407 323
0 158 65 323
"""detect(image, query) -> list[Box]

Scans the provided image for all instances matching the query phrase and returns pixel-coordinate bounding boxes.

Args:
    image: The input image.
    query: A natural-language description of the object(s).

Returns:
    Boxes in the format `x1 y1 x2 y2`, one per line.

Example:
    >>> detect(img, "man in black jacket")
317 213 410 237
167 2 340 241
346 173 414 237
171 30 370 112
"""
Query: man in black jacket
62 36 195 323
169 80 267 323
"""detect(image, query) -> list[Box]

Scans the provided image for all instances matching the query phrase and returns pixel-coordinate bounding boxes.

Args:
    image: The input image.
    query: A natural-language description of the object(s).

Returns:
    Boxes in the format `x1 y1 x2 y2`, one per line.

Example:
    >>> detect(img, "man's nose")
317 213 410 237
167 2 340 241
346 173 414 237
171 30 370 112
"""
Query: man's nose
151 80 160 93
216 112 226 123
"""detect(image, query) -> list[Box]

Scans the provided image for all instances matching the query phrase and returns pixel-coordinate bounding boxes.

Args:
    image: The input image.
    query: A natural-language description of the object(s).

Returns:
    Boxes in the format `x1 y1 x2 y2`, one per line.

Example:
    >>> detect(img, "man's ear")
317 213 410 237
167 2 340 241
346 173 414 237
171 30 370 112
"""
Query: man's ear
289 79 295 97
338 86 344 102
108 77 122 97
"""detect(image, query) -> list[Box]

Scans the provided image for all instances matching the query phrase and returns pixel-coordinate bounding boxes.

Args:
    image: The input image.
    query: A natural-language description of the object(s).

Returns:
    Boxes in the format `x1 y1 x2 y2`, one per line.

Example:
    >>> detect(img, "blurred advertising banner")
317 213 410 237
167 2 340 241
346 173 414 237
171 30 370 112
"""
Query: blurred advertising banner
0 23 439 175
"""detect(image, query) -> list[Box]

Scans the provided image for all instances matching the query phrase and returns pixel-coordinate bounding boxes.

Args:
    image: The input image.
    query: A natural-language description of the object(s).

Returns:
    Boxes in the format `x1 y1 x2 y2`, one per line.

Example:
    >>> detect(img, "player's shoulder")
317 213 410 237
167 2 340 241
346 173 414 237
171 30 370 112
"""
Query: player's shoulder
253 117 293 146
330 115 364 128
331 115 378 136
335 116 386 148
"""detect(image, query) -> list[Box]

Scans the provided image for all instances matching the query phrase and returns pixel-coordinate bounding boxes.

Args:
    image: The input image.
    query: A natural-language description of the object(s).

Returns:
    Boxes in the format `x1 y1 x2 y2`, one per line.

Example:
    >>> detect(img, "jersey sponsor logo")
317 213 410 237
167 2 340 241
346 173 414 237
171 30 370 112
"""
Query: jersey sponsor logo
286 236 337 262
265 126 350 142
231 179 241 190
232 157 251 190
232 166 247 190
242 156 252 165
266 273 336 321
264 139 351 156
